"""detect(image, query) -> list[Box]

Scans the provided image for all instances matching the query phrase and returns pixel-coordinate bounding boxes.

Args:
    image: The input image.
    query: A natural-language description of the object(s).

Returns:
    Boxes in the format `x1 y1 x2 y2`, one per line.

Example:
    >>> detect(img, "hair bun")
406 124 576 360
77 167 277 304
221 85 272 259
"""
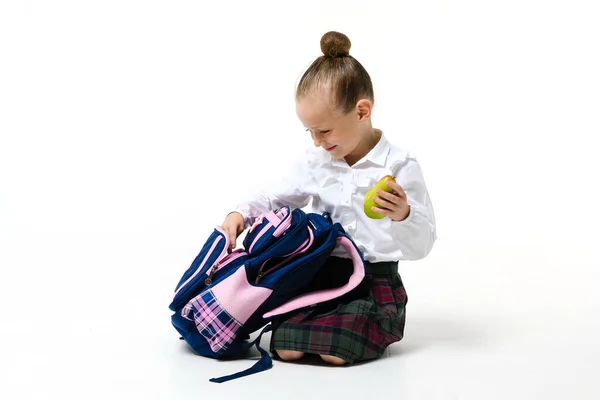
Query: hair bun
320 31 351 57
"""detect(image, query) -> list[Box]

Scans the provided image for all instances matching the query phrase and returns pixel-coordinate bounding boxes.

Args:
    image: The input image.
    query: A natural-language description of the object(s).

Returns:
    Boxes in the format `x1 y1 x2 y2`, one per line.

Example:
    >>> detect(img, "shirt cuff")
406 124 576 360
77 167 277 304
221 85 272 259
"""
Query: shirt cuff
390 205 415 225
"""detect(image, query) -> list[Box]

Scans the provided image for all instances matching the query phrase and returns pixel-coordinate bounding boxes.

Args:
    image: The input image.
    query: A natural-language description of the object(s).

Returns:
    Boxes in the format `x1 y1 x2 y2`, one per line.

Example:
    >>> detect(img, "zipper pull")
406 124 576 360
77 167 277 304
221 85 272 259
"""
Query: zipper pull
255 271 264 284
205 263 219 286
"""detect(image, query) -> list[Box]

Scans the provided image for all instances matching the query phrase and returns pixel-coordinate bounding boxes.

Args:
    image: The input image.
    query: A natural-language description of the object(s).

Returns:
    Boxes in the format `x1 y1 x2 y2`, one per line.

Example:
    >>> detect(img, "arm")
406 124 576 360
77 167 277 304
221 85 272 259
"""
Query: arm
371 158 437 260
232 150 313 229
389 159 437 260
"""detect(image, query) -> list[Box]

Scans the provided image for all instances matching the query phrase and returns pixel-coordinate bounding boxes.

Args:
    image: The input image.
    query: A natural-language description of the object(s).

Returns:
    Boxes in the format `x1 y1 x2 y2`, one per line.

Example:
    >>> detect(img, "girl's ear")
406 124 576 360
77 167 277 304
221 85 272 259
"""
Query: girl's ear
356 99 372 122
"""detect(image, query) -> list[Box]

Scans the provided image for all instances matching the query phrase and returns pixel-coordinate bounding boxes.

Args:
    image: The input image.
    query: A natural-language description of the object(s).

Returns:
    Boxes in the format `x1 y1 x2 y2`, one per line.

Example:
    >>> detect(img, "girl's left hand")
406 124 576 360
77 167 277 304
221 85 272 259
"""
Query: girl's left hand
371 181 411 222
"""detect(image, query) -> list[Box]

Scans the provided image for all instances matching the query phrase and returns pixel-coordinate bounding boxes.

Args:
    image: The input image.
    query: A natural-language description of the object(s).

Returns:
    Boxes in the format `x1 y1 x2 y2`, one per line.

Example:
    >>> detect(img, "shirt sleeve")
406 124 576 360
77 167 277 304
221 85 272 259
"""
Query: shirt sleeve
231 149 313 229
389 159 437 260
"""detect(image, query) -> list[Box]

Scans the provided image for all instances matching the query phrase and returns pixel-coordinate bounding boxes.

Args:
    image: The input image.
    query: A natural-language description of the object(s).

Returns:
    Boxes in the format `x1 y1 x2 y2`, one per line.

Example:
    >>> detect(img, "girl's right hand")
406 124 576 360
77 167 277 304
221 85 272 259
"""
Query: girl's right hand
221 212 245 252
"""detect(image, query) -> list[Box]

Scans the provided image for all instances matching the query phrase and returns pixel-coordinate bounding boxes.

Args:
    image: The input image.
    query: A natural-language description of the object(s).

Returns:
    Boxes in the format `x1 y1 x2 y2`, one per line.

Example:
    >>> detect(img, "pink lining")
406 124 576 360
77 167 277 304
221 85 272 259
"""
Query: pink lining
248 216 264 234
273 210 292 237
172 226 229 300
262 236 365 319
248 224 270 253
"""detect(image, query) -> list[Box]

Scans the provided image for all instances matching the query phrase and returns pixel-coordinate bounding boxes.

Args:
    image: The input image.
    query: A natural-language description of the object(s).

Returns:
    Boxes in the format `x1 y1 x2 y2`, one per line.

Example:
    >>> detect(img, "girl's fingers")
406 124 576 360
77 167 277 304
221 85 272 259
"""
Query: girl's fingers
375 190 401 206
224 227 236 252
373 195 396 209
231 232 238 250
387 181 406 198
371 206 390 215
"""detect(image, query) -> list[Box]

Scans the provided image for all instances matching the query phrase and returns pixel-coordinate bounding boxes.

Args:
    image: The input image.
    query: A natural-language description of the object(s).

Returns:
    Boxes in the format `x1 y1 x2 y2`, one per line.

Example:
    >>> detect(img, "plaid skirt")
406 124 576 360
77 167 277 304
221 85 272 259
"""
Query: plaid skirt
269 256 407 363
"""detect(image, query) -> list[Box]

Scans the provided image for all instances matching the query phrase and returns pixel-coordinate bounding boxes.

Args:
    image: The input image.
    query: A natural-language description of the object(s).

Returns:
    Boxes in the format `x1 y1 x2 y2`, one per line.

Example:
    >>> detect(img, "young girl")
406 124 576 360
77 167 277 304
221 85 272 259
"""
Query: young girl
221 31 436 366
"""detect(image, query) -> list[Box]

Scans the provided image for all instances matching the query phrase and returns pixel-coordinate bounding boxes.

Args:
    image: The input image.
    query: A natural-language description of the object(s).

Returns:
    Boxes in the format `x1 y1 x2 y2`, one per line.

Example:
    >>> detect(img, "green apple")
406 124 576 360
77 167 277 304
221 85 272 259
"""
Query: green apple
363 175 396 219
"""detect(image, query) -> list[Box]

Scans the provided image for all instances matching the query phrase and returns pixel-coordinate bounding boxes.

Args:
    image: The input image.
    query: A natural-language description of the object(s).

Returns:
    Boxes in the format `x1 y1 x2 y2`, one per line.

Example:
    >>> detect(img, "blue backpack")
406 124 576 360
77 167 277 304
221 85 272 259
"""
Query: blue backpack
168 205 365 383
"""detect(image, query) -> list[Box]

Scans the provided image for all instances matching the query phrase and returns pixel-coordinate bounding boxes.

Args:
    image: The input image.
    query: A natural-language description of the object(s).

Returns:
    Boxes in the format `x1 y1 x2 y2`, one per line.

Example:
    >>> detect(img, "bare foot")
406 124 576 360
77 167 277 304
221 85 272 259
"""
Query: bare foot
320 354 346 365
276 350 305 361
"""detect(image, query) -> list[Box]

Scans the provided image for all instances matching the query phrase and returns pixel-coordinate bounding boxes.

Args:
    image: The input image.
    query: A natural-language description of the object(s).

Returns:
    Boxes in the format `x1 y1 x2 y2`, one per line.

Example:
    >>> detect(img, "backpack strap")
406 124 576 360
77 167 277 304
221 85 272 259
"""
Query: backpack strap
208 324 273 383
261 232 365 319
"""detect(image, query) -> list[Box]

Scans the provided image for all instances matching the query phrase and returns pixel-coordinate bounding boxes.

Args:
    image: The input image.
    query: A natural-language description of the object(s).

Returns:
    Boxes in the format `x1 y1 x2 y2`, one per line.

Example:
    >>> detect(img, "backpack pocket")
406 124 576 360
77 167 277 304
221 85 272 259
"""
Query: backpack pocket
181 290 244 356
243 206 293 255
169 226 230 311
181 266 274 356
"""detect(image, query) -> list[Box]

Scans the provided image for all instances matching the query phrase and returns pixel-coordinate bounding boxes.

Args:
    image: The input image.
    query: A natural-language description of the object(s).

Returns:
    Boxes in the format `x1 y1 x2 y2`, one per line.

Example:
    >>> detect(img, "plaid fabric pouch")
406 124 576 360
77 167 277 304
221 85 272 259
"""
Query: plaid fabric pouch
182 290 242 355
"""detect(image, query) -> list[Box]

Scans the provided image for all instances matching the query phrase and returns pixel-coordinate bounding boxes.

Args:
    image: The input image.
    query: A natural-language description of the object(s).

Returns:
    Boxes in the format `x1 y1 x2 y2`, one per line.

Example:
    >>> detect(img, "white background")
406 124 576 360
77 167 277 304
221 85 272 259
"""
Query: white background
1 1 599 399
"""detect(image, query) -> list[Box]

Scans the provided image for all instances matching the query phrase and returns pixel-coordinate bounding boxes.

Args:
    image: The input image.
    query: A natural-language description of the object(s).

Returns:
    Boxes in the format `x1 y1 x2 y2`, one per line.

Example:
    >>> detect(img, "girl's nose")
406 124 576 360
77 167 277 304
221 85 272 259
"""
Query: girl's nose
312 132 324 147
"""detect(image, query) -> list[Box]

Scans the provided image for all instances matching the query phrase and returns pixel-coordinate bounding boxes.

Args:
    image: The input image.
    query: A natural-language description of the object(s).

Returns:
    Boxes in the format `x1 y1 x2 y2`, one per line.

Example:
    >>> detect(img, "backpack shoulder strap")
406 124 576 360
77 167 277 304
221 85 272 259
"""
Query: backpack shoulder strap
262 228 365 319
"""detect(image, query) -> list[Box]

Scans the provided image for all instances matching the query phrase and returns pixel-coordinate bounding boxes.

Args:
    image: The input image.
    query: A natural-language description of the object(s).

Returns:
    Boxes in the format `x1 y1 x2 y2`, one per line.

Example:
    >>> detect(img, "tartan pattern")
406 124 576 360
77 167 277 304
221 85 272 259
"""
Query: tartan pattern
269 272 407 363
183 290 242 354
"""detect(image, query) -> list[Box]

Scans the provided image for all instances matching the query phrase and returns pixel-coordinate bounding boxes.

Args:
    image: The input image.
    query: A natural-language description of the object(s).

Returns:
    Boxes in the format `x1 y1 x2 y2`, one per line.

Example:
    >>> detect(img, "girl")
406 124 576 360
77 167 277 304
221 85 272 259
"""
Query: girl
221 31 436 366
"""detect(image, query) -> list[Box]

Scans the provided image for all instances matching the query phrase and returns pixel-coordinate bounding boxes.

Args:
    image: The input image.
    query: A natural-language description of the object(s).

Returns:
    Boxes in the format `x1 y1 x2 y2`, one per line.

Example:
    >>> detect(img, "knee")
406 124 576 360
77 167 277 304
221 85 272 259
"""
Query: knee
276 350 305 361
320 354 346 365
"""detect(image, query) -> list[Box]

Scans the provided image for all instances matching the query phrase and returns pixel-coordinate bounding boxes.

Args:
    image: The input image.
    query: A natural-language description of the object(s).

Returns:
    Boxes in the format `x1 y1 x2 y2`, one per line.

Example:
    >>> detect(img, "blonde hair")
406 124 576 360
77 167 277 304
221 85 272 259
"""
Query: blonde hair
296 31 375 114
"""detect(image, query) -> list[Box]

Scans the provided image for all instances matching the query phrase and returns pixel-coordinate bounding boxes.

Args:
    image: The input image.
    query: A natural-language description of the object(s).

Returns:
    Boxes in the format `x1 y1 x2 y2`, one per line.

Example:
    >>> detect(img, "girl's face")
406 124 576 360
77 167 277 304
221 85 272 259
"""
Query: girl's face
296 89 367 161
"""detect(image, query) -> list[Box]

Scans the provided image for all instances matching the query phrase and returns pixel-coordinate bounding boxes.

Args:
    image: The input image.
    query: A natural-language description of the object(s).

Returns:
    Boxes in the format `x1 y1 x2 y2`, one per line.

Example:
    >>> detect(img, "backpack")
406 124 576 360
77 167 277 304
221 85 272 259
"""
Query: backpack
168 205 366 383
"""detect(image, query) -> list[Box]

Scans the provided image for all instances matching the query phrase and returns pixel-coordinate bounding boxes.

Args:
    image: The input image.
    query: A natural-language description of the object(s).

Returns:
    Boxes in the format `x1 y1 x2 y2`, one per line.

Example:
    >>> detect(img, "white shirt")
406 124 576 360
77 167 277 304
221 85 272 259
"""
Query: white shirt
234 133 437 263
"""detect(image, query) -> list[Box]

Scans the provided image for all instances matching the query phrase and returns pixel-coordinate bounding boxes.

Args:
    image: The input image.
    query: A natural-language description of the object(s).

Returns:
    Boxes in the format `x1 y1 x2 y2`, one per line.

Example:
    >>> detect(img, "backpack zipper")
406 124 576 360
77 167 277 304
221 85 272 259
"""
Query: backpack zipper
255 271 264 284
204 263 219 285
254 227 314 284
205 249 247 286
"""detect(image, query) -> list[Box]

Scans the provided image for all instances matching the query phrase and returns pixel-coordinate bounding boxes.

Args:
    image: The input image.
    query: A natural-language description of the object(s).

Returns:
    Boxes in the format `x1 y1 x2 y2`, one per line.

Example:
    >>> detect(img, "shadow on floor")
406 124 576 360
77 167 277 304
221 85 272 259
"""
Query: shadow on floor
173 314 489 366
389 315 489 357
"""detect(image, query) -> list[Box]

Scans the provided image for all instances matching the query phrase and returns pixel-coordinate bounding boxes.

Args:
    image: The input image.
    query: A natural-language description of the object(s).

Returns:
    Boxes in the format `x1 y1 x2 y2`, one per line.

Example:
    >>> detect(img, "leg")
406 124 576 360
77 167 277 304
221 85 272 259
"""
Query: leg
276 350 305 361
320 354 346 365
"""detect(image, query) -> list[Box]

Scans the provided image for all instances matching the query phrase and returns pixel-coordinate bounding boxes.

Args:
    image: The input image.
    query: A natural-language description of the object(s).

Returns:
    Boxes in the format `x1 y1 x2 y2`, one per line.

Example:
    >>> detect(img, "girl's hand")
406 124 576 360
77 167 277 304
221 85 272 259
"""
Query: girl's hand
371 181 411 222
221 212 245 252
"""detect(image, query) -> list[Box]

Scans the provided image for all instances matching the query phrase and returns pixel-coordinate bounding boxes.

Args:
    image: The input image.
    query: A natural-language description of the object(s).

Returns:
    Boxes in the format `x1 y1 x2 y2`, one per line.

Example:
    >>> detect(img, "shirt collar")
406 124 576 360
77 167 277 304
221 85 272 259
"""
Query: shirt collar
330 131 390 168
